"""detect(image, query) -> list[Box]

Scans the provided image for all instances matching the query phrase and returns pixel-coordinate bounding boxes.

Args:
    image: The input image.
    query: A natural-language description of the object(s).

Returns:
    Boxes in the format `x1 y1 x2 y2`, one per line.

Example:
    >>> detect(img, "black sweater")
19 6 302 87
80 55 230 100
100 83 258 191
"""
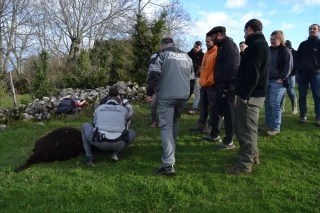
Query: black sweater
214 37 240 91
187 49 204 77
235 33 271 100
297 37 320 75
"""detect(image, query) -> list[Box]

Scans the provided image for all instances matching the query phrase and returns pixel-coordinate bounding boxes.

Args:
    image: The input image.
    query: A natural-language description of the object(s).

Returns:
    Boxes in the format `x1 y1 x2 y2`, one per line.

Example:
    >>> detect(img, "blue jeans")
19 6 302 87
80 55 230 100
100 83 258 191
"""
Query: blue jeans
298 73 320 119
284 75 296 99
265 80 286 131
192 78 201 109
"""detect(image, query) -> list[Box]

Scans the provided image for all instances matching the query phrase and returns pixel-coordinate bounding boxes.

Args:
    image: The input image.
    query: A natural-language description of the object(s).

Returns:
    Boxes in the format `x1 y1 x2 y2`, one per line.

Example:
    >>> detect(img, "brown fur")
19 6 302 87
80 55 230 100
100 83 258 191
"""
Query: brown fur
15 127 84 173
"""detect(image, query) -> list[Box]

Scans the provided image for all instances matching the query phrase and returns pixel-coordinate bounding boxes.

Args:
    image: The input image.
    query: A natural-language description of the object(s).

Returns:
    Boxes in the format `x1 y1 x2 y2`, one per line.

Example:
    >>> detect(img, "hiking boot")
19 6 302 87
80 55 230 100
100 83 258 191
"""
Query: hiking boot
150 122 157 128
202 135 222 143
266 130 280 136
189 123 205 132
300 117 307 124
111 151 121 161
201 126 212 134
156 165 175 175
189 107 197 115
214 142 235 150
83 156 94 166
315 119 320 127
224 166 252 175
234 156 260 165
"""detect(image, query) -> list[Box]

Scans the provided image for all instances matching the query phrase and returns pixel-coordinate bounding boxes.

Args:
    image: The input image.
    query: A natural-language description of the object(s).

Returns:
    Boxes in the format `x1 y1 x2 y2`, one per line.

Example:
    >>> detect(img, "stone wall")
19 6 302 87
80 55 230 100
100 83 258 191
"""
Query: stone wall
0 81 146 128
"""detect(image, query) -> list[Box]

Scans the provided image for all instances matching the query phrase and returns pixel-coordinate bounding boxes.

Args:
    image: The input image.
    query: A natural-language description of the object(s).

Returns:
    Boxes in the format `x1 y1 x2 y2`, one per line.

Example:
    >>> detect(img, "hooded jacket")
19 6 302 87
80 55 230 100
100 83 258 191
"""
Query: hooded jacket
235 33 271 100
199 45 218 87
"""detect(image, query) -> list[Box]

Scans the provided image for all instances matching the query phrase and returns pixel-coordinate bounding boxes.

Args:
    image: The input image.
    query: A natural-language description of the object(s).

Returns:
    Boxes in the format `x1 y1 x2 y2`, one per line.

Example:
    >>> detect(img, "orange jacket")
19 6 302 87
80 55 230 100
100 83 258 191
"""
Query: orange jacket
199 45 218 87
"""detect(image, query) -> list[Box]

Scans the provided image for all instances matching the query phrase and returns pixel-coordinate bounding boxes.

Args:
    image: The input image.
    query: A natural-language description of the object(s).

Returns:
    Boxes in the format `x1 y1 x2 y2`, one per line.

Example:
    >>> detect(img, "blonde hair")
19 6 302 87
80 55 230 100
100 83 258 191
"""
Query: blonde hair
271 30 285 46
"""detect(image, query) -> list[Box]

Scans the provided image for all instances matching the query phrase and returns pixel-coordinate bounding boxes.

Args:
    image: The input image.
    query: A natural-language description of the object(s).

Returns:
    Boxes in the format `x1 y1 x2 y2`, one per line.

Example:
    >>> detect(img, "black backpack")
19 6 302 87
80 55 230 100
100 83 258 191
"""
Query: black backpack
56 98 75 115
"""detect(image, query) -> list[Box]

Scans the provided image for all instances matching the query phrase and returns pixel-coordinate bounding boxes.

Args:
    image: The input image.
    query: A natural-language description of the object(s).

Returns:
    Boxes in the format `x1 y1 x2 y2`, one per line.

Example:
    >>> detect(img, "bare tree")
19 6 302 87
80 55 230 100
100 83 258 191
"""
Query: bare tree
43 0 136 63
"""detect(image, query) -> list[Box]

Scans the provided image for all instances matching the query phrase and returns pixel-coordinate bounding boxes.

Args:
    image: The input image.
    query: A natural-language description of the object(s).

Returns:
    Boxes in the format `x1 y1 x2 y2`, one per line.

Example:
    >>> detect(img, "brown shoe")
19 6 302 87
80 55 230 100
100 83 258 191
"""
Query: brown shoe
224 166 252 175
266 130 280 136
150 122 157 128
189 123 205 131
234 156 260 165
201 126 212 134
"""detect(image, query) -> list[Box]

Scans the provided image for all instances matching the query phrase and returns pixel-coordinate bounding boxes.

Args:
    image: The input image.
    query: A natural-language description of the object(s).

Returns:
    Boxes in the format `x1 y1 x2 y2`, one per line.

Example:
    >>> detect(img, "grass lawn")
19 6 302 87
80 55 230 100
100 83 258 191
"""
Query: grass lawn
0 94 319 212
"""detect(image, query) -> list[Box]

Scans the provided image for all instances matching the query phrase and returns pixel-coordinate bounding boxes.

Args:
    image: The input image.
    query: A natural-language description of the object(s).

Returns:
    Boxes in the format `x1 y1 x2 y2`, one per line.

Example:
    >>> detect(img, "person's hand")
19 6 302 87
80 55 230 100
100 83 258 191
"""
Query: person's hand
277 79 283 84
223 89 228 93
241 99 247 104
146 96 152 103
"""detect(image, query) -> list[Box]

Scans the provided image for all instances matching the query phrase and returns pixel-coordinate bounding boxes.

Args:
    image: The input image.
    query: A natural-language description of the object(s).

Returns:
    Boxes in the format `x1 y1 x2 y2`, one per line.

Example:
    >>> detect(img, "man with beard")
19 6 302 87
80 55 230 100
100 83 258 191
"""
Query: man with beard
202 26 240 150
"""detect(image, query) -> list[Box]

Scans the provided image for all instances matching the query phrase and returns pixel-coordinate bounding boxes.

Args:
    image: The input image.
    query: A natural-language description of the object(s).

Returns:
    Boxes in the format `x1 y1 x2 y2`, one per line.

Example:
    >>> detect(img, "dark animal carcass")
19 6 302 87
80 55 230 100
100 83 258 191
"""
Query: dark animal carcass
15 127 84 172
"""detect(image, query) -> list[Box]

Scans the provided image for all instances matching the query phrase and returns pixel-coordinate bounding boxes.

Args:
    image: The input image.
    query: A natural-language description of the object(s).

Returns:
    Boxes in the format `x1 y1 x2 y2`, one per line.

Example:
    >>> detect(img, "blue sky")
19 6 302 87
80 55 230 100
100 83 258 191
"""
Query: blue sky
180 0 320 50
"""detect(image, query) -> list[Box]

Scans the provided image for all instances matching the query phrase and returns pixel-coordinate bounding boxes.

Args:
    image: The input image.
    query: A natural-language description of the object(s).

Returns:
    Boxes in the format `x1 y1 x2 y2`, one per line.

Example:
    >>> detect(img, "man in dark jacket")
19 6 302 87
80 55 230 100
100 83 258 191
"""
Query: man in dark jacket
225 19 271 174
202 26 240 150
187 41 204 114
296 24 320 126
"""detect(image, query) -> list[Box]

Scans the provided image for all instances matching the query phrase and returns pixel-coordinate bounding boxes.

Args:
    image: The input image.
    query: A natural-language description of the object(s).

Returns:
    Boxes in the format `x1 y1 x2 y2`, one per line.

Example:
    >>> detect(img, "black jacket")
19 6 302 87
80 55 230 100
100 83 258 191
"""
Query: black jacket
290 49 298 76
297 37 320 75
235 33 271 100
214 37 240 91
187 49 204 77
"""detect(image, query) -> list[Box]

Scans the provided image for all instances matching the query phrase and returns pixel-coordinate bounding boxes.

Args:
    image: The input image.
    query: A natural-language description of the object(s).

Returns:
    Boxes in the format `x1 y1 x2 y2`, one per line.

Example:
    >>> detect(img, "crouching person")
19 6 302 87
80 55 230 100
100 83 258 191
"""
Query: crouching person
82 87 136 165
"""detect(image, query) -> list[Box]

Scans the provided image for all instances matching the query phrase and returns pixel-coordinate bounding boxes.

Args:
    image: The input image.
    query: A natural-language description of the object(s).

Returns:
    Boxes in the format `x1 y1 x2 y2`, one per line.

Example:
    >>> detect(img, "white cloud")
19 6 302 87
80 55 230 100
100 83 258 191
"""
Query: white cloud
281 23 294 29
258 1 267 8
268 9 278 15
225 0 247 9
241 11 263 23
290 4 306 13
304 0 320 5
192 12 240 37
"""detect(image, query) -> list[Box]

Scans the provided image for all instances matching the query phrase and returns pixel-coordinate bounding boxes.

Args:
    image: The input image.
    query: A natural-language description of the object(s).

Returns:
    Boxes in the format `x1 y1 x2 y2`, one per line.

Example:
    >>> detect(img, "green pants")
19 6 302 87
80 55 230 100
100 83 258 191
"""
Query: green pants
235 97 264 169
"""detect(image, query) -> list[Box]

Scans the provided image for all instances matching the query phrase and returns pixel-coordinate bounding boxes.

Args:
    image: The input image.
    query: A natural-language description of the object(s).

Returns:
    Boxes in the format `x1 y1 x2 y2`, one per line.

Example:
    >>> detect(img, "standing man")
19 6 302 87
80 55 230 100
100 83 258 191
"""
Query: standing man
202 26 240 150
225 19 271 174
188 41 204 115
189 36 221 134
280 40 298 114
146 38 194 175
296 24 320 125
239 41 247 59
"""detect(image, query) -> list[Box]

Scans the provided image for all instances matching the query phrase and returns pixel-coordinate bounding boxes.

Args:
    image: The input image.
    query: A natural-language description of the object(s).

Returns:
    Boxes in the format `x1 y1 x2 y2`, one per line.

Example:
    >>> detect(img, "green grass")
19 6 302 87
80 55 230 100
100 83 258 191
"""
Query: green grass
0 94 32 108
0 94 319 212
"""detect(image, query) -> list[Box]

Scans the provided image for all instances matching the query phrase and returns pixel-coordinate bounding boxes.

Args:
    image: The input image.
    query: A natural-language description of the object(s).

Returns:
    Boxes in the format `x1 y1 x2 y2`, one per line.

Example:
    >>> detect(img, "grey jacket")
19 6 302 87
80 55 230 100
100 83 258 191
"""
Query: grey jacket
269 46 293 79
93 99 133 139
147 44 194 100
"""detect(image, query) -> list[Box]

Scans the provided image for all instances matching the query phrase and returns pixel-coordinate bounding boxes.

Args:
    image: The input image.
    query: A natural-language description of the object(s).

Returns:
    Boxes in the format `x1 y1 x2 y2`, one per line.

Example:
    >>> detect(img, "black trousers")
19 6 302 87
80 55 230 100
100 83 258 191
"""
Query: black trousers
210 86 235 144
198 85 216 126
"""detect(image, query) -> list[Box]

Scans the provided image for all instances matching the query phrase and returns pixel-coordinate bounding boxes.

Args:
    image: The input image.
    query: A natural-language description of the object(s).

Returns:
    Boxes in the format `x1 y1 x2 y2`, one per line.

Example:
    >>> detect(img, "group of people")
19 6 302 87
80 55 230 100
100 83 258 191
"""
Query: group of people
79 18 320 176
146 19 320 175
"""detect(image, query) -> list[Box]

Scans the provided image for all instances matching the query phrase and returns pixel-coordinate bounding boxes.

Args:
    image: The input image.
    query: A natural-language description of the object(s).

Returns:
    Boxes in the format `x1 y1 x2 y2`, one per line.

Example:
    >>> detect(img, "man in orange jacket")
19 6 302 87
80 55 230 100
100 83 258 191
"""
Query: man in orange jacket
189 35 222 133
